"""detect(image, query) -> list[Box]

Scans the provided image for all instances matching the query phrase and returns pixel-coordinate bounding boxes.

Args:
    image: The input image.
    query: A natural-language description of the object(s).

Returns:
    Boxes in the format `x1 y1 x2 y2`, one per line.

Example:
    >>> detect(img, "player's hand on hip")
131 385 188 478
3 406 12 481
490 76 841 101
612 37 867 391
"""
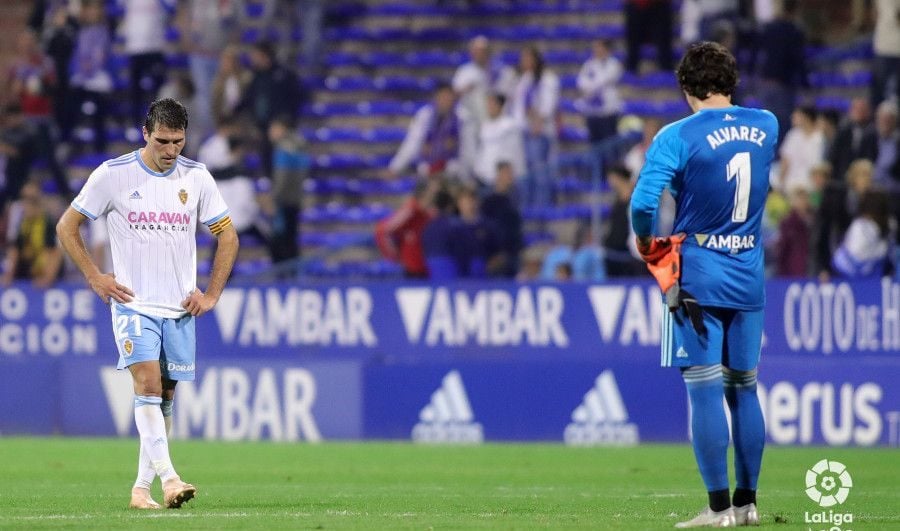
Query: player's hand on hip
181 289 216 317
89 273 134 304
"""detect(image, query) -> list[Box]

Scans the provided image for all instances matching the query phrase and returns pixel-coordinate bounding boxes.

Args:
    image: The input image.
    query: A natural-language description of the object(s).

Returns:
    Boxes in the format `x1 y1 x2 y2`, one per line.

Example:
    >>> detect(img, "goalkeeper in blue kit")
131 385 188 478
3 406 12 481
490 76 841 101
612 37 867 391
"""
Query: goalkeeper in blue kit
631 42 778 528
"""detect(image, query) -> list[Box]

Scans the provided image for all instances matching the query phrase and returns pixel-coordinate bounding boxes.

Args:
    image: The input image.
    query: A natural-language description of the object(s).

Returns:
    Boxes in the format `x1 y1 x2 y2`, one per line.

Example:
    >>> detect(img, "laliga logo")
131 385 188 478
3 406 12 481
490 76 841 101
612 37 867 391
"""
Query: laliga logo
805 459 852 507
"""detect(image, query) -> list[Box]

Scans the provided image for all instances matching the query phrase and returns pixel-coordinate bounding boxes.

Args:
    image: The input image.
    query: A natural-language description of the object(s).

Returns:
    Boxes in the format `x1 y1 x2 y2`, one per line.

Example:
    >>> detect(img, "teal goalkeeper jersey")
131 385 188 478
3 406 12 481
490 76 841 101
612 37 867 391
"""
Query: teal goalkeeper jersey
630 105 779 310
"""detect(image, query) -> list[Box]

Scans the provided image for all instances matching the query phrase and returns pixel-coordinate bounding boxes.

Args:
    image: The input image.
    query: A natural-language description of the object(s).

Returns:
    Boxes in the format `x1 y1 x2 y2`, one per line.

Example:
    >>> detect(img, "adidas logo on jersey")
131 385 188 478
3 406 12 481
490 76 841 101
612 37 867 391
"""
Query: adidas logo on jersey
564 370 639 446
129 190 142 199
411 370 483 444
724 113 737 121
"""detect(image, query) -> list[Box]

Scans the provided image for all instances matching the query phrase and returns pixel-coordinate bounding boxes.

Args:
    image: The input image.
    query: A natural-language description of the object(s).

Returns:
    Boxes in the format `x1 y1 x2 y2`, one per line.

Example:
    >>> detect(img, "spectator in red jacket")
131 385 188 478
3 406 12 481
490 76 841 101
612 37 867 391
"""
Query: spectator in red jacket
7 29 69 198
375 180 435 278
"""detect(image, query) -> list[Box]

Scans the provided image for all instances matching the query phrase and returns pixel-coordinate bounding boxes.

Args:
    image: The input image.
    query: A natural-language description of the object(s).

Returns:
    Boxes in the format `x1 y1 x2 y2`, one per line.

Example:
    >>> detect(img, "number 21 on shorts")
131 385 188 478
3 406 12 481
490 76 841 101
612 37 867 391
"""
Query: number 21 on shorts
116 314 142 339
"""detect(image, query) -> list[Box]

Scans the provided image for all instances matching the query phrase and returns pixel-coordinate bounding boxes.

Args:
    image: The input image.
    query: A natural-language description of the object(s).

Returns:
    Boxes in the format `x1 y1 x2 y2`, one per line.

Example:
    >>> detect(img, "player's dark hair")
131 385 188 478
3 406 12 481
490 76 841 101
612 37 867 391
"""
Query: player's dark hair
495 160 512 172
489 92 507 108
144 98 188 133
676 41 738 100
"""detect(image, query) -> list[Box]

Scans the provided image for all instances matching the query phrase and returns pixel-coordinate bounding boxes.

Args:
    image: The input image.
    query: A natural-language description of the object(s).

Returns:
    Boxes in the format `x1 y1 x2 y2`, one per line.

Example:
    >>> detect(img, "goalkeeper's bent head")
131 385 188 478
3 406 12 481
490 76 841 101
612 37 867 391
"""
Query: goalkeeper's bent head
676 41 738 101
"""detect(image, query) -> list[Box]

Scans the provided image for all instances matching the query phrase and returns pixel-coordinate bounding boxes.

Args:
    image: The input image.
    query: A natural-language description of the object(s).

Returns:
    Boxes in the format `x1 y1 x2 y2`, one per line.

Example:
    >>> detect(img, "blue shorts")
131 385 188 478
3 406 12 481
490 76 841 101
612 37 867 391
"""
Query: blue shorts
111 303 196 380
661 302 763 370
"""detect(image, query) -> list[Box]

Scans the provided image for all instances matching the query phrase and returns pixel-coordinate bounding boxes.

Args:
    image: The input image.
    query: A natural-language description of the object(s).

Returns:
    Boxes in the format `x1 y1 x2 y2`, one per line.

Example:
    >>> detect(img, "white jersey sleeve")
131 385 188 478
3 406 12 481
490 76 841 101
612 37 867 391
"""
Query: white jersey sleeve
197 170 230 227
72 164 113 220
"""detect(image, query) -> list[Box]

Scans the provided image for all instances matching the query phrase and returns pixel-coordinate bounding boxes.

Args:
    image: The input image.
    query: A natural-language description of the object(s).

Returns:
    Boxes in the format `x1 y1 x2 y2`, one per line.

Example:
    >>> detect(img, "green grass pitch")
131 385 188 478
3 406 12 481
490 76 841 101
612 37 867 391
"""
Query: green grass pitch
0 438 897 529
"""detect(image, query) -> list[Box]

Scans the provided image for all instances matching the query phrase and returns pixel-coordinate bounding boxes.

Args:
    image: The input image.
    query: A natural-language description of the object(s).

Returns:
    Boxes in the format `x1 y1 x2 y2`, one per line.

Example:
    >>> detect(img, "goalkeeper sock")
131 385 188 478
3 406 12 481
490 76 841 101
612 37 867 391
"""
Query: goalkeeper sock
708 489 731 513
733 488 756 507
683 365 730 499
724 367 765 494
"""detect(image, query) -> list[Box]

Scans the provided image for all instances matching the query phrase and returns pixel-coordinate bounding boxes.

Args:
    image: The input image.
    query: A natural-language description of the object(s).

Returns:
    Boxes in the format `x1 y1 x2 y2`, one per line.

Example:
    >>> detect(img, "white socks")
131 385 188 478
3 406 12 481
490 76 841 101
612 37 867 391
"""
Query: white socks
133 399 174 490
133 396 178 486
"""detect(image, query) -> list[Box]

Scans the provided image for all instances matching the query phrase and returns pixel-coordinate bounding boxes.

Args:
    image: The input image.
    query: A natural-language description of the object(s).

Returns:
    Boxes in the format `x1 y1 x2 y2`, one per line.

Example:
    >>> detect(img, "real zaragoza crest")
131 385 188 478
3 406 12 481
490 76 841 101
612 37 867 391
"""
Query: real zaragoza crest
178 188 188 205
123 339 133 356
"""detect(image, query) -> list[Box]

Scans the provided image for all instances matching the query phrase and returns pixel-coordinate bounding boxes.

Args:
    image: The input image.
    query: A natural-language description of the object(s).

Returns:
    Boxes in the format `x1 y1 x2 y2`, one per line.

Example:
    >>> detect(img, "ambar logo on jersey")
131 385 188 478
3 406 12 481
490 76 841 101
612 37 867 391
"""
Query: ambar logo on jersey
695 233 756 253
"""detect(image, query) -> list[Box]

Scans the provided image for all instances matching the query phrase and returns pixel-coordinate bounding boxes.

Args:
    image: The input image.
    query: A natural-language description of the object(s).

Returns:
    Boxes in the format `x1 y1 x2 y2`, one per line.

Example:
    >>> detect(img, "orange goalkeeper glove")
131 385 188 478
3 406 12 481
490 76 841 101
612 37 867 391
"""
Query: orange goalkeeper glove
636 233 685 294
636 233 707 335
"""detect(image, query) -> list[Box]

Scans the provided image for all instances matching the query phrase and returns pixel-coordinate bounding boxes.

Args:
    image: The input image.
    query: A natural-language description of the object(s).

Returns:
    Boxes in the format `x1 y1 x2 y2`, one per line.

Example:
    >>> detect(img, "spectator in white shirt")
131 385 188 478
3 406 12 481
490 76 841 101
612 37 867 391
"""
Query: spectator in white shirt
832 190 891 278
576 39 623 144
872 0 900 106
452 36 515 179
475 93 525 187
388 83 465 179
197 117 239 173
511 46 560 208
778 106 825 193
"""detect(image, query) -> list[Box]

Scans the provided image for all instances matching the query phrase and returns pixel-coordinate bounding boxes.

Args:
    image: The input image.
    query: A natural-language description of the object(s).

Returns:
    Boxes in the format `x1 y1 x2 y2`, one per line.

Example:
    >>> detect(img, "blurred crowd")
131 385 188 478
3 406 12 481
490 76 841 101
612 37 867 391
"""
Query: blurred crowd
1 0 898 287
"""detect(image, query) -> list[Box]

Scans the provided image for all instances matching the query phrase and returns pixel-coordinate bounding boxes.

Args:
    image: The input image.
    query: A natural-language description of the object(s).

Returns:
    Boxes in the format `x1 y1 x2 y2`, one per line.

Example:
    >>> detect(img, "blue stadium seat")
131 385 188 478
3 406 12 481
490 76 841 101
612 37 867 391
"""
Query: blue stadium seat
560 126 589 143
426 256 460 280
374 75 436 91
245 2 265 18
367 127 407 143
325 76 375 91
234 259 272 277
407 51 465 68
620 71 678 89
524 231 556 246
69 153 114 169
809 71 871 89
367 51 404 67
544 49 589 65
365 260 404 278
165 54 189 69
164 26 179 43
815 96 851 112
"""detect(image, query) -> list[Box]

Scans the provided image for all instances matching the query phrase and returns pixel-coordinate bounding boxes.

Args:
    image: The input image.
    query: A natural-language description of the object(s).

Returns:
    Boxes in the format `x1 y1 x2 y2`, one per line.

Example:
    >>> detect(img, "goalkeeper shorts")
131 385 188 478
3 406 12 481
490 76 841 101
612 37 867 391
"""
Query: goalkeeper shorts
661 303 763 370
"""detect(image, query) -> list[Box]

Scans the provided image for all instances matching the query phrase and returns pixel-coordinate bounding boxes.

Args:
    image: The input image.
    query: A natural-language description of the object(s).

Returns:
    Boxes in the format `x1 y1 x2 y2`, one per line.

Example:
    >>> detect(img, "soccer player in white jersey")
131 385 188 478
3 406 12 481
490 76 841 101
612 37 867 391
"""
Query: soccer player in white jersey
56 98 239 509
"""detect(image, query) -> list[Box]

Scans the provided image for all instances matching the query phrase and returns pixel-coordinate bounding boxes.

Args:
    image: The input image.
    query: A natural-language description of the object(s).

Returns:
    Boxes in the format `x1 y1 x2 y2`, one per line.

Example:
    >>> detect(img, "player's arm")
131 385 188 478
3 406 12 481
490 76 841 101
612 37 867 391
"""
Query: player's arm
630 128 684 286
631 128 680 241
56 207 133 303
182 221 238 317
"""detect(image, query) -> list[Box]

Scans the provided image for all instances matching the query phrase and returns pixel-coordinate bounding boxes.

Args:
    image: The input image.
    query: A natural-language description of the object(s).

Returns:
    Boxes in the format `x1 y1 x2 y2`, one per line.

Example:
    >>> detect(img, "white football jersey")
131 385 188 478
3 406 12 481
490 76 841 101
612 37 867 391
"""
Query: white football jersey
72 150 229 318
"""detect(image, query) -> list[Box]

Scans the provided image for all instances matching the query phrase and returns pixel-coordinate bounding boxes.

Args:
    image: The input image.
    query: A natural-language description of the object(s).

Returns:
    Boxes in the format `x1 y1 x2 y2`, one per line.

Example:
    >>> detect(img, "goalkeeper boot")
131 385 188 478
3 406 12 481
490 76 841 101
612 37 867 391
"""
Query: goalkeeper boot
129 487 162 510
733 504 759 526
675 506 736 528
163 477 196 509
